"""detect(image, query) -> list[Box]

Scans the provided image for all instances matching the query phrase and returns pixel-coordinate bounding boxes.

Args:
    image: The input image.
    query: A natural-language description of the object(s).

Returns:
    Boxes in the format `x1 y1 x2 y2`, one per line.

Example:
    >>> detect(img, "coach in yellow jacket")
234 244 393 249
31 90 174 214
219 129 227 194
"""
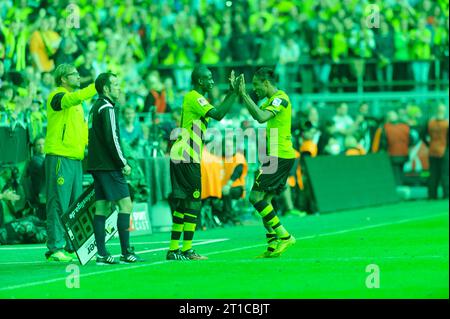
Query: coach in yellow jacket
44 64 97 262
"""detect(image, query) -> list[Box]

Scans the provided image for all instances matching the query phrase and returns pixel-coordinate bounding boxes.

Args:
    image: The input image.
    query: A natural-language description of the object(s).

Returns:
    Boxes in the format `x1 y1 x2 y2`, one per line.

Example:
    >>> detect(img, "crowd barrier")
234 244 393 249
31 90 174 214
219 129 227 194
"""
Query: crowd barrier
0 125 29 164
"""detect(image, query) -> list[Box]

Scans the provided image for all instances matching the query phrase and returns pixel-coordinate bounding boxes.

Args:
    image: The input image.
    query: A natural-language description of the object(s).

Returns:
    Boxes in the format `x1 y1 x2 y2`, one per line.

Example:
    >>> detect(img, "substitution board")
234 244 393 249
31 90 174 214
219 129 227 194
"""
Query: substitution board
61 184 118 265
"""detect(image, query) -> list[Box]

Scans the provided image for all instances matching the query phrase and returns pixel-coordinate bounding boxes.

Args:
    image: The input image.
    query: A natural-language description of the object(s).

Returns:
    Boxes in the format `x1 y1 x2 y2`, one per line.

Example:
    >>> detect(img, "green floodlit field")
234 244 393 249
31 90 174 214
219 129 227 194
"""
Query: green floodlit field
0 200 448 299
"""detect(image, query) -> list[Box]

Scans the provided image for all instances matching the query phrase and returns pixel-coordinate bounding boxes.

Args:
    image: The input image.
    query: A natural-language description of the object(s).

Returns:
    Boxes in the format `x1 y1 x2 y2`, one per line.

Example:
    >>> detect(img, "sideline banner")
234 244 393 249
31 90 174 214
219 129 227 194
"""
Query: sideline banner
304 152 399 213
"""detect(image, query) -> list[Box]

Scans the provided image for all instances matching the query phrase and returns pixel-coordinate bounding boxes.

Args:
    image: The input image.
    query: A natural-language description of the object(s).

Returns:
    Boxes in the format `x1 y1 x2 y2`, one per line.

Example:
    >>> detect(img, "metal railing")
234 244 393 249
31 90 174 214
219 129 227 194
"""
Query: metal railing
152 58 449 94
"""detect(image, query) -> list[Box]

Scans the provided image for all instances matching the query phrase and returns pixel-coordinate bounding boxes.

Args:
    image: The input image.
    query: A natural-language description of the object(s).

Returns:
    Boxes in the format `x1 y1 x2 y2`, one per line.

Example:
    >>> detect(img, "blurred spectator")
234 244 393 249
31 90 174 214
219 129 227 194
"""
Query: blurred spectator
78 52 97 89
143 70 168 115
305 106 322 145
163 76 178 110
2 19 28 72
344 135 366 156
0 165 46 245
311 22 332 92
317 120 337 155
405 104 423 140
29 17 61 72
257 27 282 66
0 187 20 228
332 102 355 150
54 34 79 66
120 105 145 159
422 103 449 199
0 60 4 87
28 99 46 141
0 84 15 122
0 167 21 222
249 0 275 35
354 102 380 153
433 16 449 88
380 110 412 186
330 20 350 91
296 30 313 93
375 21 395 91
201 26 221 66
218 22 233 62
348 18 376 92
0 170 47 245
200 145 224 228
297 131 319 214
403 104 427 175
396 103 410 124
39 71 54 98
323 136 342 155
23 135 46 220
300 131 319 158
227 22 256 81
276 35 300 93
410 17 432 95
393 18 411 87
174 27 195 92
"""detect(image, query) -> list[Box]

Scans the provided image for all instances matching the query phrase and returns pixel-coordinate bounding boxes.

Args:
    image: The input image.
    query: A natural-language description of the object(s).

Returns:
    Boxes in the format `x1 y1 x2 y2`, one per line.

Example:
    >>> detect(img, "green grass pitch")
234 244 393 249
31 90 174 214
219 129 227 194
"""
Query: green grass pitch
0 199 448 299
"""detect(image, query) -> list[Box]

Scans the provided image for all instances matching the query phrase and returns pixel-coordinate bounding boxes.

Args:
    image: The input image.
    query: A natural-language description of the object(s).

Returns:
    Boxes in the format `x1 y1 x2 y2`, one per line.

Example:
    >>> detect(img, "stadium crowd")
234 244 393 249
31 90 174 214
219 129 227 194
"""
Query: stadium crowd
0 0 448 244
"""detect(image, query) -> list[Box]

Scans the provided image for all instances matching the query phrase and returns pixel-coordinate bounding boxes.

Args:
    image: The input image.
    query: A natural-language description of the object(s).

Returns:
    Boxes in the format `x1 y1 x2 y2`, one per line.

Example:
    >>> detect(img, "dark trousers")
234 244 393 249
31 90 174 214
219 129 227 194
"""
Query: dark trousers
45 155 82 253
428 151 449 199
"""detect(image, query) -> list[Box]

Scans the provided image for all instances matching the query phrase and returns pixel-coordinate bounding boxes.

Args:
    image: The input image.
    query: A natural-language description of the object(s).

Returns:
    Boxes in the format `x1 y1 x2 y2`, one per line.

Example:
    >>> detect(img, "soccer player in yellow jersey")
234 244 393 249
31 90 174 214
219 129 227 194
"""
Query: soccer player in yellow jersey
167 65 241 260
237 67 296 258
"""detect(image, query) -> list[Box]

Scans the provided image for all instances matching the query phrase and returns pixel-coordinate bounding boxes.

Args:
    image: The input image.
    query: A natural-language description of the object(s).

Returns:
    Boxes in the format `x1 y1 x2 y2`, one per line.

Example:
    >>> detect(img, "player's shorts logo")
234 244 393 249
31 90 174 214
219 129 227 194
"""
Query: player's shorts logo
193 190 200 199
57 177 65 186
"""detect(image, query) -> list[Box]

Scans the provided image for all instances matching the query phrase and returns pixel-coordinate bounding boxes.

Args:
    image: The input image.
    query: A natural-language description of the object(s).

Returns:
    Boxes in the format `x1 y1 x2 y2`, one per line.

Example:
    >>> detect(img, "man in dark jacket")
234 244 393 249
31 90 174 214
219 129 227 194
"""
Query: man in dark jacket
87 72 143 265
422 103 449 199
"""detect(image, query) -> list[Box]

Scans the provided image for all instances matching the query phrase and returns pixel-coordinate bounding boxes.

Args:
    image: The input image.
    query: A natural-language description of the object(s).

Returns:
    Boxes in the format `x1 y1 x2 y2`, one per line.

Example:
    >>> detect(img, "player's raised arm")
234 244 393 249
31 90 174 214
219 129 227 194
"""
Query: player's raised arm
238 75 275 124
205 71 241 121
60 83 97 109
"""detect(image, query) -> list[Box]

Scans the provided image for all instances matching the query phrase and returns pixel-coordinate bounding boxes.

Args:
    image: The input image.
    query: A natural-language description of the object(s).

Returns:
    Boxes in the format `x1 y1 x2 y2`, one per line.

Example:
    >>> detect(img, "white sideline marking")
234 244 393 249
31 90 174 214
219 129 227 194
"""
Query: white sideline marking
0 239 229 265
110 238 228 258
0 261 48 265
0 239 230 266
0 239 217 251
0 212 447 293
205 255 447 262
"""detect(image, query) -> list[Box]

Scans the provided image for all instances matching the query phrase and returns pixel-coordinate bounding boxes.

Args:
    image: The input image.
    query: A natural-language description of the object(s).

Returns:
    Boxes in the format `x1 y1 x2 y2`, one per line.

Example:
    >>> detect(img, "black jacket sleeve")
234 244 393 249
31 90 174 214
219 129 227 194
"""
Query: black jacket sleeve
99 106 128 169
50 93 65 111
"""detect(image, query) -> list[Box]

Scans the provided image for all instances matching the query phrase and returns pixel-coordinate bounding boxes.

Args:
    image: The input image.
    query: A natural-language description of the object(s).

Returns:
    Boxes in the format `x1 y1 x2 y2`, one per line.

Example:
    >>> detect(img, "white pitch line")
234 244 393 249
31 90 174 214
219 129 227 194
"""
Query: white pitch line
0 246 50 250
110 238 229 258
0 239 222 251
0 212 447 293
0 238 229 265
0 261 48 266
204 255 448 262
